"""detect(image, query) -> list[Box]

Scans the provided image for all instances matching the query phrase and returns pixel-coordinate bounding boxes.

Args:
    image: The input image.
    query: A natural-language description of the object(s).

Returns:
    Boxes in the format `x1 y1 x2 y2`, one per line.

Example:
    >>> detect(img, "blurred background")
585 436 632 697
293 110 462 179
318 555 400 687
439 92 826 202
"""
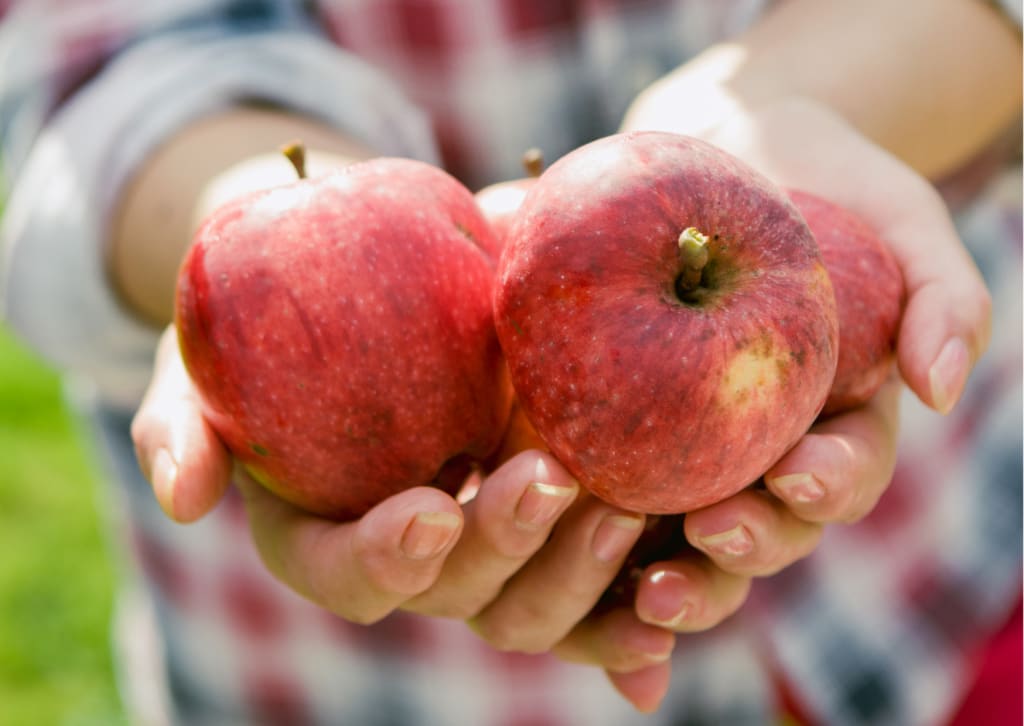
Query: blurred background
0 317 125 723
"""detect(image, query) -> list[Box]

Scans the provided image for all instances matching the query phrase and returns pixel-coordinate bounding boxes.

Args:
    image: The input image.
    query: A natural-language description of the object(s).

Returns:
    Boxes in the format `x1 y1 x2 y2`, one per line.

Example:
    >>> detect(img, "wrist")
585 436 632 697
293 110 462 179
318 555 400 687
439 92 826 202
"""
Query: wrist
108 105 373 326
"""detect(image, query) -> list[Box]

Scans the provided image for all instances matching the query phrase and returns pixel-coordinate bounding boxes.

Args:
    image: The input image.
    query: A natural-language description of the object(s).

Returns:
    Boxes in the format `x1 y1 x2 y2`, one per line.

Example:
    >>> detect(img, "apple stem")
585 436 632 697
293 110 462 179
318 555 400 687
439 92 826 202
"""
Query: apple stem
281 140 307 179
676 227 710 293
522 147 544 178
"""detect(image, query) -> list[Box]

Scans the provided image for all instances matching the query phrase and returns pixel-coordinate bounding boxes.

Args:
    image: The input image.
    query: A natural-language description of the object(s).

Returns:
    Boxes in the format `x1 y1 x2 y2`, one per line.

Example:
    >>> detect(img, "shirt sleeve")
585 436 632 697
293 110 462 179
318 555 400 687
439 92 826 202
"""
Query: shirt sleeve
992 0 1023 26
0 20 440 409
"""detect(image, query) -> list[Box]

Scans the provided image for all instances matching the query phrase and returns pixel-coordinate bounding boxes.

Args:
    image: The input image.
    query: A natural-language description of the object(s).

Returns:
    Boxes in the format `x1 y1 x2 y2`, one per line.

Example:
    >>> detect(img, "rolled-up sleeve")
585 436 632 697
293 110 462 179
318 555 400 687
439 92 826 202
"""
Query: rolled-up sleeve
1 24 440 409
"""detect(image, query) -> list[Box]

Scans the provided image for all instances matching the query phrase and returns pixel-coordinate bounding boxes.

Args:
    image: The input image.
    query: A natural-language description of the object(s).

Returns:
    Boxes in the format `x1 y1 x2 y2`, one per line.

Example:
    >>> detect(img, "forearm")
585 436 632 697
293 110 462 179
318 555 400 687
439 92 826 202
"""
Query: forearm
624 0 1022 179
108 105 373 326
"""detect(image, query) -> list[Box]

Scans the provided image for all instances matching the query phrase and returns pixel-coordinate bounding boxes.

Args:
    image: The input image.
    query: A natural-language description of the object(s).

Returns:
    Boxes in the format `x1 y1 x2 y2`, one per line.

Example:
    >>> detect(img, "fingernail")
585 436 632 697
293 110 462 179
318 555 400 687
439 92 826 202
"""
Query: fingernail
592 514 644 563
634 632 676 664
697 523 754 557
152 448 179 517
401 512 461 559
771 472 825 504
640 570 694 628
515 481 577 530
929 337 969 415
641 648 674 664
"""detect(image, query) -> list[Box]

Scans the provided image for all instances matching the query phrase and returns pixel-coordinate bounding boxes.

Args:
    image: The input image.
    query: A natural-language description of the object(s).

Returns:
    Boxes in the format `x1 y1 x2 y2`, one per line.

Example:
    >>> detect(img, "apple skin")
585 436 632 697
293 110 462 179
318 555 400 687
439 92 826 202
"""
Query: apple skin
474 147 543 251
474 174 547 472
475 179 535 250
787 189 905 415
494 131 839 514
176 157 511 520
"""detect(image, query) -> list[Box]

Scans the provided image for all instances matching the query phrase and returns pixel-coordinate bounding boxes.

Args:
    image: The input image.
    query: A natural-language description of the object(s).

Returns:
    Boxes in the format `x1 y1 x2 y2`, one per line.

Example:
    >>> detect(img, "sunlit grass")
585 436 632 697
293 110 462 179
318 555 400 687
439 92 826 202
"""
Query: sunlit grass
0 323 125 725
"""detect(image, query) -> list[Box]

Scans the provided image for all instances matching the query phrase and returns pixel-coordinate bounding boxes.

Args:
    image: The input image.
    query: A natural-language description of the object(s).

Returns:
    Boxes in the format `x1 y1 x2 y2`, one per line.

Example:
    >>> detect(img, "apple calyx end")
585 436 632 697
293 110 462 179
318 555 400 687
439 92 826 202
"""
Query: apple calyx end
676 227 710 297
281 140 307 179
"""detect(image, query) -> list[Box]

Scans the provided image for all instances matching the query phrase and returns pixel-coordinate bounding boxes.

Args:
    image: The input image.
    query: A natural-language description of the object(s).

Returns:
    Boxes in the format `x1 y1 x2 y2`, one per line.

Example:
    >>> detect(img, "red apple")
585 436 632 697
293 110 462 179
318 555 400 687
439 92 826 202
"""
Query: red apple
494 131 839 514
175 153 511 519
473 148 544 250
787 189 905 415
474 149 548 472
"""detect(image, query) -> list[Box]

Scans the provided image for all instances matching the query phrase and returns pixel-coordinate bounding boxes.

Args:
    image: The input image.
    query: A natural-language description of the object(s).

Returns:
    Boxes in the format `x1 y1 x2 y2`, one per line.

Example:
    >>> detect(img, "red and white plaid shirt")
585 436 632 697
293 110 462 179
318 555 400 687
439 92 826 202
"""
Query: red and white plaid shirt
1 2 1021 724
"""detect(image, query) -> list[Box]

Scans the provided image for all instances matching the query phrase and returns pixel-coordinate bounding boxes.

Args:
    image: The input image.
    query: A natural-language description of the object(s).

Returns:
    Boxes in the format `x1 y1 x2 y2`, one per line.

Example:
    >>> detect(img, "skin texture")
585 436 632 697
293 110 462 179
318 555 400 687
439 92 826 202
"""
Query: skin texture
788 188 905 415
622 0 1023 182
176 158 510 519
495 132 839 513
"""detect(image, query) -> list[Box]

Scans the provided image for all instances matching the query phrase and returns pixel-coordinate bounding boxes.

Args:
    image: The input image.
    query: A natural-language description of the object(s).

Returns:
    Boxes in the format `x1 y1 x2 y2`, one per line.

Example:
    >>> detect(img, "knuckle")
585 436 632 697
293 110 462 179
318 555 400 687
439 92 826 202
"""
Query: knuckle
473 613 557 654
442 599 486 620
412 595 485 620
128 413 145 444
485 527 543 562
129 411 154 453
364 560 437 600
470 617 518 652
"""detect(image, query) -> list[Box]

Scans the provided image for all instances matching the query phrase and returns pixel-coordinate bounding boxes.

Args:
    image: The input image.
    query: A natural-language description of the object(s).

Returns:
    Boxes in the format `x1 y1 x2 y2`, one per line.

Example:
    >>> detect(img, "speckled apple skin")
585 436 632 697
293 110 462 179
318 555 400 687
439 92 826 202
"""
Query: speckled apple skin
495 132 839 514
176 158 511 520
787 189 905 415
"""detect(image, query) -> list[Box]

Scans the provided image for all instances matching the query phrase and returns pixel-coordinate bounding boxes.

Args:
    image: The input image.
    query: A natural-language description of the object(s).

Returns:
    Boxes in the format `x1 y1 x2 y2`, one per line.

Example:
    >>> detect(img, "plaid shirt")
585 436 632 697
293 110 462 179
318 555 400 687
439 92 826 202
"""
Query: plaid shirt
1 1 1021 724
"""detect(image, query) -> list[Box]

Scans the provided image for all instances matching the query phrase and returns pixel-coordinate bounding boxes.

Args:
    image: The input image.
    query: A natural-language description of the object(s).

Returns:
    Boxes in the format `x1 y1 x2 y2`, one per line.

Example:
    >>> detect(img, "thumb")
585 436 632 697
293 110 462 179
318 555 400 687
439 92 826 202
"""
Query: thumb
705 98 993 415
883 183 992 414
131 325 233 522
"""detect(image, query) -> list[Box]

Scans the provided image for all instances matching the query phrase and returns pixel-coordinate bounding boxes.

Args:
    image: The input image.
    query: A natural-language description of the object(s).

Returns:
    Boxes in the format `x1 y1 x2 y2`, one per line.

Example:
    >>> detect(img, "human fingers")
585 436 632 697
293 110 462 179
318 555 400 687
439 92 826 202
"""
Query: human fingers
468 494 646 653
880 187 992 414
606 660 674 714
634 554 751 633
237 475 463 625
705 98 991 414
764 372 902 523
683 489 823 578
403 451 578 618
131 325 232 522
552 606 675 674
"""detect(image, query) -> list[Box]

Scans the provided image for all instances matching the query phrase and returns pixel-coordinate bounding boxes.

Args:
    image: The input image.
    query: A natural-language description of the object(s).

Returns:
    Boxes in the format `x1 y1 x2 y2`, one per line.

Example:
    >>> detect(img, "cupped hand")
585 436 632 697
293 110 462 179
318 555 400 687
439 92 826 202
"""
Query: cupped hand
623 95 991 416
131 326 682 710
563 377 899 714
618 94 989 642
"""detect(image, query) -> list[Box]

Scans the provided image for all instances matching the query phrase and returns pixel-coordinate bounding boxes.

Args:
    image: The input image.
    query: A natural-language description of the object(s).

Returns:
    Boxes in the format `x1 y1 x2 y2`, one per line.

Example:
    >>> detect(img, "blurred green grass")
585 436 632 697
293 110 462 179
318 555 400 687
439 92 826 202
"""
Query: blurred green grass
0 323 126 725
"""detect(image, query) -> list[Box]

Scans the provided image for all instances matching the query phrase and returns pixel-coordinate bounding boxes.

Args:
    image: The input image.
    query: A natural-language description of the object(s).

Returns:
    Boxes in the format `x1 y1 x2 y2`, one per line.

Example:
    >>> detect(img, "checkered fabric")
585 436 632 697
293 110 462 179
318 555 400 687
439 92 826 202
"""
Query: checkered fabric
1 2 1020 724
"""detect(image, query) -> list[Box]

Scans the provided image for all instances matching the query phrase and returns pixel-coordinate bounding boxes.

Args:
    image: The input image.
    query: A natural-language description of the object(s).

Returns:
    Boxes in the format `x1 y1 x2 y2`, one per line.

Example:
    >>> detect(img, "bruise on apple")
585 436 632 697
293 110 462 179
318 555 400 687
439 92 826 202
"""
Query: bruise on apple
494 131 839 515
719 335 785 407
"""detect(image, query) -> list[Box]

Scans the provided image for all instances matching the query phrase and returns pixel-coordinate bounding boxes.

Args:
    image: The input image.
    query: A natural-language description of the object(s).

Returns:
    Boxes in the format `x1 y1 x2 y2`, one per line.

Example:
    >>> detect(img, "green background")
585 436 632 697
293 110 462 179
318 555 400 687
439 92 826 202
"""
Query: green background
0 322 125 724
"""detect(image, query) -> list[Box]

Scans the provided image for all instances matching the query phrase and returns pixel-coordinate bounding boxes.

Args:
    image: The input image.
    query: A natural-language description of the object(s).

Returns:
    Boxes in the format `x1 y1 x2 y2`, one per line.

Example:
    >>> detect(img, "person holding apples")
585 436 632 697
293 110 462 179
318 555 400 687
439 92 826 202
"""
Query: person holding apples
1 0 1020 723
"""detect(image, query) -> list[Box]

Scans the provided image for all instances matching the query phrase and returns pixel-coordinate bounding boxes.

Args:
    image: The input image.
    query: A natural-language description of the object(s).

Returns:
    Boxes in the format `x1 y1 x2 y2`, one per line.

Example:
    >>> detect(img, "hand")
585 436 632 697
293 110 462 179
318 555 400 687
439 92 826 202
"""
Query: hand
622 96 991 416
613 93 988 681
130 327 678 710
628 97 990 550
